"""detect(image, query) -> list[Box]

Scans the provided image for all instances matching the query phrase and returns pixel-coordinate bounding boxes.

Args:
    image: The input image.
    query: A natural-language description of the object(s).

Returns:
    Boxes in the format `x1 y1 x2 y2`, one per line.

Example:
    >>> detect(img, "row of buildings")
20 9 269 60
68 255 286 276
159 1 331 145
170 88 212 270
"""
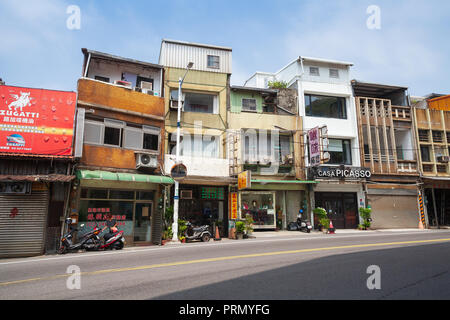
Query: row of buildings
0 39 449 258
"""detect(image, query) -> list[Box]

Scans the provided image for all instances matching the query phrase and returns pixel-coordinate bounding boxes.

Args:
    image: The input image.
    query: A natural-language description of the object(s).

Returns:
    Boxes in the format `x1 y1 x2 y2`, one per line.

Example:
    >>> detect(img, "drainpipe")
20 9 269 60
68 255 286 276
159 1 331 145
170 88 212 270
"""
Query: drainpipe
84 53 91 78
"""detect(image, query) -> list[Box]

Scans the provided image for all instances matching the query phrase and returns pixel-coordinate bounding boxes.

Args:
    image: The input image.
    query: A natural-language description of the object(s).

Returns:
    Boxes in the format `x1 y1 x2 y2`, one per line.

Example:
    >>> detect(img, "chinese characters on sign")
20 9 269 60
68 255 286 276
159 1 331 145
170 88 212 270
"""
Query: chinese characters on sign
0 85 76 156
230 192 238 220
308 127 320 167
86 208 127 227
238 170 251 190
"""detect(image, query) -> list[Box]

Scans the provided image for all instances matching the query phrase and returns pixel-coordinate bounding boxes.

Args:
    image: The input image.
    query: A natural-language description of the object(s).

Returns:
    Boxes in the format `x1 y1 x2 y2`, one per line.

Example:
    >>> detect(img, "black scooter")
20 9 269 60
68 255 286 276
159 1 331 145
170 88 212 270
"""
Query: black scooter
184 222 212 242
287 211 312 233
58 218 102 254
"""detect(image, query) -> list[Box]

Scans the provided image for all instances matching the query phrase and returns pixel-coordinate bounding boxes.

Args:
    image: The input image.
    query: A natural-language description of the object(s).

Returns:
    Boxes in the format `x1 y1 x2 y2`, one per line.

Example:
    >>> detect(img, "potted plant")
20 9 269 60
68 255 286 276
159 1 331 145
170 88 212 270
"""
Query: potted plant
235 221 245 240
313 207 328 232
244 213 254 236
358 207 372 230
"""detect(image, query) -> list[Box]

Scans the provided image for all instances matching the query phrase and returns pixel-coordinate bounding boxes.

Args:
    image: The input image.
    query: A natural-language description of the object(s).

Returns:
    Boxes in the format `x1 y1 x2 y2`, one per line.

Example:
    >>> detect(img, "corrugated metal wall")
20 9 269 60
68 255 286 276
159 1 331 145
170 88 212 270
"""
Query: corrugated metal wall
0 190 49 258
160 41 232 74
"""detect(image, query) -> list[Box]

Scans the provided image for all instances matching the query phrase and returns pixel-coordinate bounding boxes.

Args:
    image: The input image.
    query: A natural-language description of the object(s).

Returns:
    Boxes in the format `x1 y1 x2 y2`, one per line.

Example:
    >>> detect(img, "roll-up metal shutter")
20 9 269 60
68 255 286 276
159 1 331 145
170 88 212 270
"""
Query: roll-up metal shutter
151 208 163 245
0 190 49 258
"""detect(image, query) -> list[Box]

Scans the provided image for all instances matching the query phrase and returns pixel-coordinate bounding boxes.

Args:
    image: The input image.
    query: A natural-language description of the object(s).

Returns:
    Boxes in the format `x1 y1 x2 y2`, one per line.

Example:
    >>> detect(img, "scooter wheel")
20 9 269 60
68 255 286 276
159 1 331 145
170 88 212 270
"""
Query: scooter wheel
201 234 211 242
307 229 311 233
57 247 67 255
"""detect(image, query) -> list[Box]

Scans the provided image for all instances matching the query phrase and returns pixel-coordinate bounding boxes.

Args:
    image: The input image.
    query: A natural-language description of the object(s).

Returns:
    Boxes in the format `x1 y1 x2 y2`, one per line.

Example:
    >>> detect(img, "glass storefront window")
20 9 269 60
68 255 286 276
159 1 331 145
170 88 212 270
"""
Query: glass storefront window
240 192 276 229
78 188 154 241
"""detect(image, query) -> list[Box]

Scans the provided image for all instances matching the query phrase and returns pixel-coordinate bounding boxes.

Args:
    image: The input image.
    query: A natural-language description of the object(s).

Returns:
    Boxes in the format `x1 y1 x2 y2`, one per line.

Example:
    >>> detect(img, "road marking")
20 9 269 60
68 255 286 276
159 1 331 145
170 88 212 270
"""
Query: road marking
1 237 450 288
0 230 446 266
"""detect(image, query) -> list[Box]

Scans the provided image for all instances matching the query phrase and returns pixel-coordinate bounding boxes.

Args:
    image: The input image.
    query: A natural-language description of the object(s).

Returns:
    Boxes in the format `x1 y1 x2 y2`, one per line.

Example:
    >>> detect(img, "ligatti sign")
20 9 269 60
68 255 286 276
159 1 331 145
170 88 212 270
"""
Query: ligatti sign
310 166 372 180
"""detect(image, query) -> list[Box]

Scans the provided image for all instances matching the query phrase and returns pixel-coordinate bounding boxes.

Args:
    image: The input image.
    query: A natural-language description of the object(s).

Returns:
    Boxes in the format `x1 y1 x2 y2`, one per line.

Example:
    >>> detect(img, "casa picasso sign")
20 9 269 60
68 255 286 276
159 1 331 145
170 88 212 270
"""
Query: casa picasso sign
310 166 372 180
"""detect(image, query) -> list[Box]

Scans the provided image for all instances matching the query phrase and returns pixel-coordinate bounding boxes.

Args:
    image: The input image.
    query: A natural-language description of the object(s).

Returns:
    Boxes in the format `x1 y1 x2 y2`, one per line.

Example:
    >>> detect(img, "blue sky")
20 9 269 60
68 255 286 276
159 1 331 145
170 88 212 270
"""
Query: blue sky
0 0 449 96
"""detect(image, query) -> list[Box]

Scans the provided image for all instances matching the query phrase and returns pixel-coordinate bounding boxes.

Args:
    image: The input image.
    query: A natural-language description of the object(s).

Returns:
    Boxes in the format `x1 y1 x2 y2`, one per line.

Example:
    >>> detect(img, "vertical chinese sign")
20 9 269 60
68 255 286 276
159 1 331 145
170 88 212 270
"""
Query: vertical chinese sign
0 85 76 156
308 127 320 167
230 192 238 220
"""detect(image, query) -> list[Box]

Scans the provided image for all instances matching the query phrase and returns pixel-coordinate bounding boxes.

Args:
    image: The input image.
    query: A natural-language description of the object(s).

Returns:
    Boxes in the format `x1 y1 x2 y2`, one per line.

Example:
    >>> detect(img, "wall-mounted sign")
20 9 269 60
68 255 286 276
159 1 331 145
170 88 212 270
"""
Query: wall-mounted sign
0 85 76 156
308 127 320 166
230 192 238 220
309 166 372 180
238 170 251 190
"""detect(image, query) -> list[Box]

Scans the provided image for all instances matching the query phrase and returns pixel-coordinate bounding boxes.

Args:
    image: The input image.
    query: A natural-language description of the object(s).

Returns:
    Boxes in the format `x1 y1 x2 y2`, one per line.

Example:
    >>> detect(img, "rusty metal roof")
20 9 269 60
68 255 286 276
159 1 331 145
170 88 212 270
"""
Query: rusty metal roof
0 174 75 182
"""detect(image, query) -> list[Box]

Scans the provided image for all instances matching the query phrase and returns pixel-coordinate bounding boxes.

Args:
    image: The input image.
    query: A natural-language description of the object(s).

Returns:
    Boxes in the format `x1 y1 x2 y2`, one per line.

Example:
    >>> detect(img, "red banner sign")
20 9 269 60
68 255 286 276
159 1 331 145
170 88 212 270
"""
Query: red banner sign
0 85 76 156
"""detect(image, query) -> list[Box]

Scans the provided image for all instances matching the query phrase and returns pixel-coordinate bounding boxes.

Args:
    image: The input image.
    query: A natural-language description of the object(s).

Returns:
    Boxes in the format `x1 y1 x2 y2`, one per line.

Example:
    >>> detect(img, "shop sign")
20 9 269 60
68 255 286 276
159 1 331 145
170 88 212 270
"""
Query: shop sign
310 166 372 179
0 85 76 156
308 127 320 167
230 192 238 220
238 170 251 190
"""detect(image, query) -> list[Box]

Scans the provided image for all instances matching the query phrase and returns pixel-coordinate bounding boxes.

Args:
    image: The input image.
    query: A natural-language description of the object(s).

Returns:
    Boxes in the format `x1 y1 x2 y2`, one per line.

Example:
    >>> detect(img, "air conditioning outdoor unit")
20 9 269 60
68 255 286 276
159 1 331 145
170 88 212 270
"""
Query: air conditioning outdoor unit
114 80 132 88
437 156 450 163
140 81 153 90
170 99 184 110
180 190 193 199
136 153 158 169
0 181 32 194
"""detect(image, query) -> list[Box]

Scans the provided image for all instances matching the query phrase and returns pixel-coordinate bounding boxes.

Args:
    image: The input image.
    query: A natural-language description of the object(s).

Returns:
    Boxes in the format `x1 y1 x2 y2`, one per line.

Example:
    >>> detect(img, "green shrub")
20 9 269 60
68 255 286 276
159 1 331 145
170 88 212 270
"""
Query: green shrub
236 221 245 234
268 80 288 89
359 207 372 230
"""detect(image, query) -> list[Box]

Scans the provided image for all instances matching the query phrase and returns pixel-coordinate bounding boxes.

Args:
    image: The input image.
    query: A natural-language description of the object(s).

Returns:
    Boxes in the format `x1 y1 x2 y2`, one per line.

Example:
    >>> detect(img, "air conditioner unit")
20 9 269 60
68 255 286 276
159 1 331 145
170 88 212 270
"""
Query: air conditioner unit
114 80 132 88
437 156 450 163
136 153 158 169
180 190 193 199
140 81 153 91
0 181 31 194
170 99 184 110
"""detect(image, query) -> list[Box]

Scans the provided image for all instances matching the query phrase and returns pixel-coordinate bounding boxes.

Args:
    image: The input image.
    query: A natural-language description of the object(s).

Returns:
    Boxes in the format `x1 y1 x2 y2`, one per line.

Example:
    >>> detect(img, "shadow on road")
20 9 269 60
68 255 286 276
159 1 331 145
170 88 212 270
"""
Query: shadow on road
152 242 450 300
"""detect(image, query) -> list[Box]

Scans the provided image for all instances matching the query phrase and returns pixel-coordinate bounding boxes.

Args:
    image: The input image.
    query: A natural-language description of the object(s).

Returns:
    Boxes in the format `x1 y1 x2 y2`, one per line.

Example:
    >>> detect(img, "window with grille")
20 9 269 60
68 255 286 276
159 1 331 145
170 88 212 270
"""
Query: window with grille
242 98 257 112
432 131 443 143
329 69 339 78
309 67 320 76
418 130 429 142
207 55 220 69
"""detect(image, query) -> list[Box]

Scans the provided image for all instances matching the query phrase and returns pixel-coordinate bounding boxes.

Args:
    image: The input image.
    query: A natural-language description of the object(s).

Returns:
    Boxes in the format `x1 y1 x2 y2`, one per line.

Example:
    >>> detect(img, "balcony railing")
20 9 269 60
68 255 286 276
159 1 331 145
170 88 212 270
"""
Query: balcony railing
397 160 418 173
391 105 411 121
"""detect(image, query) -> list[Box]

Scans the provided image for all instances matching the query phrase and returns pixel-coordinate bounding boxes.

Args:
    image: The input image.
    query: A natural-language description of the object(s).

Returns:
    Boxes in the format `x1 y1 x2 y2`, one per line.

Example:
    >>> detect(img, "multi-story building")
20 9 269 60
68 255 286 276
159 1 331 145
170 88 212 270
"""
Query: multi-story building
245 56 365 230
413 94 450 228
352 80 422 228
0 83 77 257
227 85 309 230
159 39 233 235
71 49 173 246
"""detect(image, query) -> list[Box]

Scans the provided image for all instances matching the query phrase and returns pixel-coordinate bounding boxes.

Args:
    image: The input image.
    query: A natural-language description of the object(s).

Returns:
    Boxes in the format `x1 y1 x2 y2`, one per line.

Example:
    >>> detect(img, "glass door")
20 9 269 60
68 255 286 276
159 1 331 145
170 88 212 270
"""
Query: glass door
134 202 152 242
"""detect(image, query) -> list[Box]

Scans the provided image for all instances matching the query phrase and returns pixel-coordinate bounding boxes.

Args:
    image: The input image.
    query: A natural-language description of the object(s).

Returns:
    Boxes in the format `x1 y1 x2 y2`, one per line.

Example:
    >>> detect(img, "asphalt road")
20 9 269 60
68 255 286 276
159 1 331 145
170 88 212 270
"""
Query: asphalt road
1 230 450 300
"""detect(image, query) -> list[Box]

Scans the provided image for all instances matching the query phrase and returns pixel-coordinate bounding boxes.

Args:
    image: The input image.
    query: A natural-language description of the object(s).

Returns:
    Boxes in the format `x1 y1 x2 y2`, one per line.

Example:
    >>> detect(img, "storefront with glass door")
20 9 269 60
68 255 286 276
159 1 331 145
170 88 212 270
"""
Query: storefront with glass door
74 170 173 245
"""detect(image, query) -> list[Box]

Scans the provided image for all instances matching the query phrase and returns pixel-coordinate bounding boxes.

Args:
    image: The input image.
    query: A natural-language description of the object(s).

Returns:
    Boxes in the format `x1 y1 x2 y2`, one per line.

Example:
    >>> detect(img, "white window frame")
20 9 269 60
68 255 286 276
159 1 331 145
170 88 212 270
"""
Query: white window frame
84 120 104 145
309 66 320 76
329 68 339 79
103 119 125 147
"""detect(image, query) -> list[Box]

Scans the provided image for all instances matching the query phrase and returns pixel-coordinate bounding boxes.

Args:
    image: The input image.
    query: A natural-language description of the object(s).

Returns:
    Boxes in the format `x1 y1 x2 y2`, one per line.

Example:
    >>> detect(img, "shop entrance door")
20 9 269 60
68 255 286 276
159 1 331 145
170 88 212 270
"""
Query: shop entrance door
315 192 358 229
134 202 152 242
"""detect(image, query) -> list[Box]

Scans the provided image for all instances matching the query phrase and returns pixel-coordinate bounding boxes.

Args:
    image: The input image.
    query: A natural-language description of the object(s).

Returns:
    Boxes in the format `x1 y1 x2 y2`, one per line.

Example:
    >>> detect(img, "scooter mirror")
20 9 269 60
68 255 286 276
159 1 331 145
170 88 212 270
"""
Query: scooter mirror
80 224 85 228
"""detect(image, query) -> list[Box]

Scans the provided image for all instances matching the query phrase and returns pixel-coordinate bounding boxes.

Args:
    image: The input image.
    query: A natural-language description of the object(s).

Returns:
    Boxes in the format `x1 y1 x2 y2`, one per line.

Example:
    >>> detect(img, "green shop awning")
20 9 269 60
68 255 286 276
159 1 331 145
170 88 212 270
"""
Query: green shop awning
76 170 174 184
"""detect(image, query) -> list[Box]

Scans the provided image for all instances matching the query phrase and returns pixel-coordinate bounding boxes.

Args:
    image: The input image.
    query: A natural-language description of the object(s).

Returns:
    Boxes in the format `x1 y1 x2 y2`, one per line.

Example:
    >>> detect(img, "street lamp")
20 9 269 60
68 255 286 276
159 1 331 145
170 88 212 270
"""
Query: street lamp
172 62 194 242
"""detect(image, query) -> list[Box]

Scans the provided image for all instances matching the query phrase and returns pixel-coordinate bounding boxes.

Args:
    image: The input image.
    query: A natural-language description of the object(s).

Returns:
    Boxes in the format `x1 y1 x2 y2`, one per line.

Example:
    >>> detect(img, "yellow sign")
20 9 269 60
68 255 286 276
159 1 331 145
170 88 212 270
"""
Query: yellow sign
238 170 251 190
230 192 238 220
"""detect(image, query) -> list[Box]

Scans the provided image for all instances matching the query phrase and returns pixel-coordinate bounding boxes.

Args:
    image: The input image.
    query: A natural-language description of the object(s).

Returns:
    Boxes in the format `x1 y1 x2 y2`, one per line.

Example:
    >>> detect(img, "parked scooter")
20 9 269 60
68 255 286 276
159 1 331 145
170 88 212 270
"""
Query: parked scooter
58 218 102 254
99 229 125 250
287 210 312 233
184 221 212 242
